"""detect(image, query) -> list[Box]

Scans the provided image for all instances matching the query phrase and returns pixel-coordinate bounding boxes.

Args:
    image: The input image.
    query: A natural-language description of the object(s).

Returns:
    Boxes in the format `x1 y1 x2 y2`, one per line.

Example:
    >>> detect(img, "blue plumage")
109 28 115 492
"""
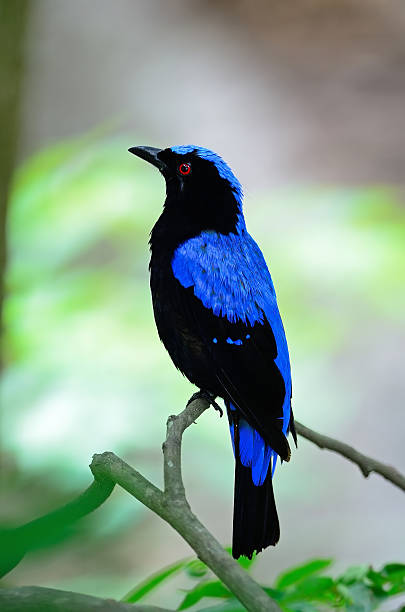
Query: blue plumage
228 406 272 485
170 146 291 484
131 142 294 558
171 231 271 326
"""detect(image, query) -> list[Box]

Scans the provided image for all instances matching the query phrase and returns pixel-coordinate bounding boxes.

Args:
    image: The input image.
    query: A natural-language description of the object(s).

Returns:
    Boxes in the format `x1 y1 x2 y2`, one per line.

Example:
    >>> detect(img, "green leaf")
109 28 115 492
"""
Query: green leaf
237 554 256 570
366 566 405 597
385 571 405 596
198 601 246 612
289 576 335 600
382 563 405 592
178 580 232 610
366 569 386 591
224 547 256 570
122 558 190 603
0 478 114 578
336 582 353 603
283 602 320 612
344 583 379 612
383 563 405 575
264 587 285 601
339 565 369 585
184 559 209 578
275 559 333 589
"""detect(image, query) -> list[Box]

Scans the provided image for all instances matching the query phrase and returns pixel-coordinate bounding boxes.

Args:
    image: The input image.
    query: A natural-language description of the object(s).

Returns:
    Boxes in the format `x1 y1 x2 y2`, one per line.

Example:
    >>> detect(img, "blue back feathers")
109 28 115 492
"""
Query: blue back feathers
172 231 274 326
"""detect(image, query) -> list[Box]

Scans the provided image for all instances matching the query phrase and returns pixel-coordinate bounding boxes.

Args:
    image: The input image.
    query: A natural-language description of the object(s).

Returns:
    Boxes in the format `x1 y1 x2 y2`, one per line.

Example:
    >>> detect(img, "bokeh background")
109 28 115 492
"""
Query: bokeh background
1 0 405 608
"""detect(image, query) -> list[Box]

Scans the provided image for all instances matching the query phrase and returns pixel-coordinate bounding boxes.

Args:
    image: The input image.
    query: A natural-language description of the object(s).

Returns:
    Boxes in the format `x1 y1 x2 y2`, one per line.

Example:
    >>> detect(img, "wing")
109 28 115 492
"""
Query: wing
171 229 292 460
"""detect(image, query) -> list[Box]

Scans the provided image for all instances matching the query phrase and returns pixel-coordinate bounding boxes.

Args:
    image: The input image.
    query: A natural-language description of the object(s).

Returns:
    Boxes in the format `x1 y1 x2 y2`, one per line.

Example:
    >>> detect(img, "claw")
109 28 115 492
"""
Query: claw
210 398 223 417
186 390 223 417
186 391 203 408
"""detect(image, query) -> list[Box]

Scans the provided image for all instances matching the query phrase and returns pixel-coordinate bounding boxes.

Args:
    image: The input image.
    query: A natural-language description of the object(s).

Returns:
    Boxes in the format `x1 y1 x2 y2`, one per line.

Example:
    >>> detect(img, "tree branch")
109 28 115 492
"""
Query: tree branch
163 400 208 501
91 397 277 612
1 398 275 611
295 420 405 492
4 401 404 611
0 586 171 612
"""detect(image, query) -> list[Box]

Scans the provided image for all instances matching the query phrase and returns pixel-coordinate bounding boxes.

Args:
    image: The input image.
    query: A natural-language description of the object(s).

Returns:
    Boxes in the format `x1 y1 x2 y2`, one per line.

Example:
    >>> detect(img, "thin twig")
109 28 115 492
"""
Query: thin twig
163 399 208 501
91 397 278 612
0 586 172 612
295 420 405 492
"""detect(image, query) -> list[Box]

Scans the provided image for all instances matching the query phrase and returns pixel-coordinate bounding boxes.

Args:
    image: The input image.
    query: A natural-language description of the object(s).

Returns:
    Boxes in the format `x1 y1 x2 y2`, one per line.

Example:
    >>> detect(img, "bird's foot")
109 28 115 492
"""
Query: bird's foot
186 390 223 417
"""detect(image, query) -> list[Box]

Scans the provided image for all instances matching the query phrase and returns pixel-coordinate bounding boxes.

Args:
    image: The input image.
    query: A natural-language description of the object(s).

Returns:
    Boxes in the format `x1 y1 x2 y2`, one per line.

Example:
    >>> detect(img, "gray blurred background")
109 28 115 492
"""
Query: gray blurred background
2 0 405 608
22 0 405 185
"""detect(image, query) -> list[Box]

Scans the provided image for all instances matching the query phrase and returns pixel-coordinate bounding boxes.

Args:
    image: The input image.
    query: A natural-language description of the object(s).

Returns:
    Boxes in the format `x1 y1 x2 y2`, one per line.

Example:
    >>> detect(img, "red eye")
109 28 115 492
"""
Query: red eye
178 162 191 176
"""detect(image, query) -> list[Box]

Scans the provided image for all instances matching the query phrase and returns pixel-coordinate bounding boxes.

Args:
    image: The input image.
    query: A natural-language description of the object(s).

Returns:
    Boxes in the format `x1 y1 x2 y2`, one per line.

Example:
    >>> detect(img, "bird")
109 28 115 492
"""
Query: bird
129 144 296 559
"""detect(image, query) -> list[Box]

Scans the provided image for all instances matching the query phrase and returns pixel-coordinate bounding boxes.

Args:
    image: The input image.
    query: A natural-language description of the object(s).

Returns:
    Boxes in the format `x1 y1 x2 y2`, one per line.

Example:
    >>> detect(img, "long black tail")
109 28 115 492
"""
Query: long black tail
232 456 280 559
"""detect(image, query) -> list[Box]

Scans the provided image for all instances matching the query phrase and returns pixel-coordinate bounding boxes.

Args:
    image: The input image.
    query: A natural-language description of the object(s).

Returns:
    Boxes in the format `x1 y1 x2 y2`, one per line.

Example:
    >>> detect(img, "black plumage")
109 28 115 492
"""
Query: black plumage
129 144 295 558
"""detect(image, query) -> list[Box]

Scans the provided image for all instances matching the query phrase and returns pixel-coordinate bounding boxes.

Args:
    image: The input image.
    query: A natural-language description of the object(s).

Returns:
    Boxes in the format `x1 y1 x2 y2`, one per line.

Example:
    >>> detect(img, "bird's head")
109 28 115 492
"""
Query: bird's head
129 144 244 235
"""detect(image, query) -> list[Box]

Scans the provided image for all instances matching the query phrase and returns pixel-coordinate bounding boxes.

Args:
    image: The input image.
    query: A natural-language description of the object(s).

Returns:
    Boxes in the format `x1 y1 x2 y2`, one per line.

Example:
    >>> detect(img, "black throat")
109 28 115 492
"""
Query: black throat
149 182 241 262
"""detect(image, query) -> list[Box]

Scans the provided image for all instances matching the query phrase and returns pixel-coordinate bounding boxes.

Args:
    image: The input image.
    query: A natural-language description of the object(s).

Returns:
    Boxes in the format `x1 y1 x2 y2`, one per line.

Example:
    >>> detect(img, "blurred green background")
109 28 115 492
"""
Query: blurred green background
1 1 405 610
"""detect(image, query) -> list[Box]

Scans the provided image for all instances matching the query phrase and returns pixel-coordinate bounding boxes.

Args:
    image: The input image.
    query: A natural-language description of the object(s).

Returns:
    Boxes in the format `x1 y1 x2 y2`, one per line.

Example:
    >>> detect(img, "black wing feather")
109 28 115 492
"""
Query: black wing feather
169 280 291 460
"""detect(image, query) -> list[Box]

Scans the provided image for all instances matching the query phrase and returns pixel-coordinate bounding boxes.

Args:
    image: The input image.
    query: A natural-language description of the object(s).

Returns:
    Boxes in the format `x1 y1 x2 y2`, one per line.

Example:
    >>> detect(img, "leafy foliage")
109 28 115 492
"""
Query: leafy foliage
0 479 114 579
122 558 190 603
275 559 333 589
122 556 405 611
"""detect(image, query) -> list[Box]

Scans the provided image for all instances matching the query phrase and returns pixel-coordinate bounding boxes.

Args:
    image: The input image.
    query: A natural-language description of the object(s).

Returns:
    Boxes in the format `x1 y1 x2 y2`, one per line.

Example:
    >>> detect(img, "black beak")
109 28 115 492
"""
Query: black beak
128 146 165 171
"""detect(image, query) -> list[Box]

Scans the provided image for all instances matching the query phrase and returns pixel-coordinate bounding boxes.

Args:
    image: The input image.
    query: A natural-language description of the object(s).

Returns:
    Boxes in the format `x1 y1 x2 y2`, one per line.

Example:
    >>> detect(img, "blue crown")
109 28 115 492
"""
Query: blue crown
171 145 243 205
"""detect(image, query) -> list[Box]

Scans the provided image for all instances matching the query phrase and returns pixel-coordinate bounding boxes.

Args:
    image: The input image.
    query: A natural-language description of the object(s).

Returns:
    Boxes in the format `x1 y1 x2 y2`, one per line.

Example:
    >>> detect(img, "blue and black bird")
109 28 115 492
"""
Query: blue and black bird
129 144 296 559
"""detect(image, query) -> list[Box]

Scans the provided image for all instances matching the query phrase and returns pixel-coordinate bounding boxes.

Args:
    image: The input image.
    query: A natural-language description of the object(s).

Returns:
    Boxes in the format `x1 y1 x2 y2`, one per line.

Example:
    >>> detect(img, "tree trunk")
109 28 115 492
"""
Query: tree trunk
0 0 29 369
